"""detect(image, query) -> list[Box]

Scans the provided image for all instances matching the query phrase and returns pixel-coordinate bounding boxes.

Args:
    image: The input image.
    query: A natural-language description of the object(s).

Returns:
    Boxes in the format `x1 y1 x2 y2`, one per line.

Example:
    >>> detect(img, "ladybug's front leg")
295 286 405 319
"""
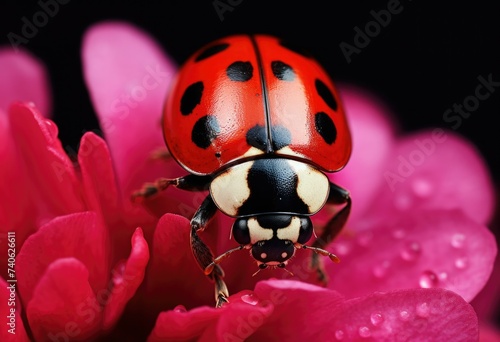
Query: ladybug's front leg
311 182 351 284
131 174 212 202
191 195 229 308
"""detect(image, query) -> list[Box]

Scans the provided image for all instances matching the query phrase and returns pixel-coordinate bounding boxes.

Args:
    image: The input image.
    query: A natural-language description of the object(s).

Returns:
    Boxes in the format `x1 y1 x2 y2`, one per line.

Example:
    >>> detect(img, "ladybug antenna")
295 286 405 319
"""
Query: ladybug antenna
204 245 245 275
294 243 341 263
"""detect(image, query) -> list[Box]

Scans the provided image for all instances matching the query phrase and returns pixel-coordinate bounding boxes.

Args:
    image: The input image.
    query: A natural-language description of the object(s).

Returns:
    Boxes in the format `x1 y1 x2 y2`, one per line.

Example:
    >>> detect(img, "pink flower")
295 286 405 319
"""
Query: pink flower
0 21 498 341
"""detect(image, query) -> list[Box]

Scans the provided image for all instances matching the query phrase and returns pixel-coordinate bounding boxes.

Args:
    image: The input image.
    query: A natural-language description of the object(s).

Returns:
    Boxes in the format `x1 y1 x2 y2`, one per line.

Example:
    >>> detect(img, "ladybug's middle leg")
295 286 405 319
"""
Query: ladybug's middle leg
310 182 351 284
191 195 230 308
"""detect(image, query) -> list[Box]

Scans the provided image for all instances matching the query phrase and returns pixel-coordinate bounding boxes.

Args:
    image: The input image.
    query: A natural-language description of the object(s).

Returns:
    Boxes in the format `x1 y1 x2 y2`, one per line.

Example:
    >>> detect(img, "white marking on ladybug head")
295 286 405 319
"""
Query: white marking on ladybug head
287 160 329 214
247 218 273 244
276 216 301 241
210 160 253 216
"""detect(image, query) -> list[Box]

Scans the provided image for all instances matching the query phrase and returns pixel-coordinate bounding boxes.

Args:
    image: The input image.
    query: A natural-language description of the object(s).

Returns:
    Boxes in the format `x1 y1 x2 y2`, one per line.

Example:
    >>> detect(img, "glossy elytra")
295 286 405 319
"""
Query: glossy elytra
133 34 352 308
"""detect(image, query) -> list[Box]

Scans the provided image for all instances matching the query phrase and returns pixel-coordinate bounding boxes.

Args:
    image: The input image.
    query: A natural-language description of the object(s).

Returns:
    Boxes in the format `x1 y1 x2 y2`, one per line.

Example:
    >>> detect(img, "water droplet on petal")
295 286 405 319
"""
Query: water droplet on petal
373 261 391 278
399 310 410 321
455 257 468 269
370 313 384 326
334 241 351 256
392 229 406 239
45 119 59 139
412 178 433 197
358 326 371 338
401 241 421 261
241 293 259 305
416 302 430 318
111 260 127 286
174 305 187 313
419 270 439 288
335 330 344 340
357 232 373 247
438 272 448 281
451 233 466 248
394 194 412 210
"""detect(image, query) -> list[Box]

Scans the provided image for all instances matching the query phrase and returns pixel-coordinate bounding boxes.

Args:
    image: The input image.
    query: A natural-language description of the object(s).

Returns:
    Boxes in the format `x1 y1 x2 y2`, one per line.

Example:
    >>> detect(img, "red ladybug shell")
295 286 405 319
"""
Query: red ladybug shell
163 35 352 175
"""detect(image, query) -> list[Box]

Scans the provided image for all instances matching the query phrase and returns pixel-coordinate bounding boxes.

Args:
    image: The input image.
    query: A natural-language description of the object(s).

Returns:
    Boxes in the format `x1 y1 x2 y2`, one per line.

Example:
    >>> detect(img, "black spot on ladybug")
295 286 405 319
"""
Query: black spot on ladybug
315 79 338 111
215 151 222 158
279 40 312 58
246 125 291 152
180 81 204 115
195 43 229 62
227 61 253 82
192 115 220 149
271 61 295 81
315 112 337 145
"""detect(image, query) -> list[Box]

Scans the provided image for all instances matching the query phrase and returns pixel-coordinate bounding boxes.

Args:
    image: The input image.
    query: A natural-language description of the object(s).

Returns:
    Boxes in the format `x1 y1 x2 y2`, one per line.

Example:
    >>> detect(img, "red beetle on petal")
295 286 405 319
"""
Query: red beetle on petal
133 34 352 307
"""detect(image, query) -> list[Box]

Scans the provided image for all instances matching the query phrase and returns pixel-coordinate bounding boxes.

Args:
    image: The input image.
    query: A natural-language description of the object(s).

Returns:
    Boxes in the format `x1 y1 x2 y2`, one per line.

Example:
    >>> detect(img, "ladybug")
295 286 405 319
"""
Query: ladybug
133 34 352 307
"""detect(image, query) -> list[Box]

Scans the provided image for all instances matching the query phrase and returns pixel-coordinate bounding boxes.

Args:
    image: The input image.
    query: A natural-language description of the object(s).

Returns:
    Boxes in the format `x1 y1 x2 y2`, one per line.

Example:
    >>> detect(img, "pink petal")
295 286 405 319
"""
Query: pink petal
0 277 30 341
326 84 397 223
326 209 497 302
249 280 477 341
145 214 214 310
148 306 220 341
103 228 150 331
479 323 500 342
26 258 102 341
249 280 345 339
371 129 495 224
17 212 109 306
81 21 178 194
78 132 121 224
148 290 274 341
0 48 51 116
77 131 159 264
321 288 478 341
8 102 84 217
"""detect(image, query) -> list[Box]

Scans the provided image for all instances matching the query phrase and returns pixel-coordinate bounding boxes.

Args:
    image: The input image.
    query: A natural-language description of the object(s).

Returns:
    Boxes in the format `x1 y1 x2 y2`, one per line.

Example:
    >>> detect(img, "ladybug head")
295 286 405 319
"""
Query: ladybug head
233 214 313 269
204 214 340 277
251 237 295 268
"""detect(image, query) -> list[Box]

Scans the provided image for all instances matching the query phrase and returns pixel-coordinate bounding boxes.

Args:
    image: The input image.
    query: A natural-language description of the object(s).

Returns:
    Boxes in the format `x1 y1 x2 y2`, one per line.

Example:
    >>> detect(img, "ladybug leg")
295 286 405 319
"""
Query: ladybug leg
311 182 351 284
191 195 230 308
131 174 212 202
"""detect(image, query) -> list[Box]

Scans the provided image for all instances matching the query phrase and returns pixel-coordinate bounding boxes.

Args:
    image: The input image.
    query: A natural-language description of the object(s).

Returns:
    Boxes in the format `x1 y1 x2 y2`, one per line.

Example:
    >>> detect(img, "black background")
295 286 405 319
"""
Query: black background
1 1 499 185
1 0 500 328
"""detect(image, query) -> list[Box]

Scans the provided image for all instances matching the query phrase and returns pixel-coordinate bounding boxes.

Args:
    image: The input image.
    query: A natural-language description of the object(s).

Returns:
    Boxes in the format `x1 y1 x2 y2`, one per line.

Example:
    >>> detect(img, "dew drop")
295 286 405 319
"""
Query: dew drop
416 302 430 318
358 326 371 338
333 241 351 256
241 293 259 305
451 233 466 248
174 305 187 313
357 232 373 247
372 260 390 278
45 119 59 139
438 272 448 281
455 257 468 269
399 310 410 321
401 241 421 261
419 270 439 288
335 330 344 340
370 313 384 326
411 178 433 197
392 229 406 239
394 194 412 210
111 260 127 286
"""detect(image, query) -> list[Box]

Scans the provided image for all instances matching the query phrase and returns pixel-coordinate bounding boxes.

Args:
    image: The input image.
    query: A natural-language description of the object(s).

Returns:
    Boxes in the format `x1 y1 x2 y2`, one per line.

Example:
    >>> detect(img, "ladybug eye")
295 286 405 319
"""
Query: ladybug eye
259 264 268 269
278 263 286 268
